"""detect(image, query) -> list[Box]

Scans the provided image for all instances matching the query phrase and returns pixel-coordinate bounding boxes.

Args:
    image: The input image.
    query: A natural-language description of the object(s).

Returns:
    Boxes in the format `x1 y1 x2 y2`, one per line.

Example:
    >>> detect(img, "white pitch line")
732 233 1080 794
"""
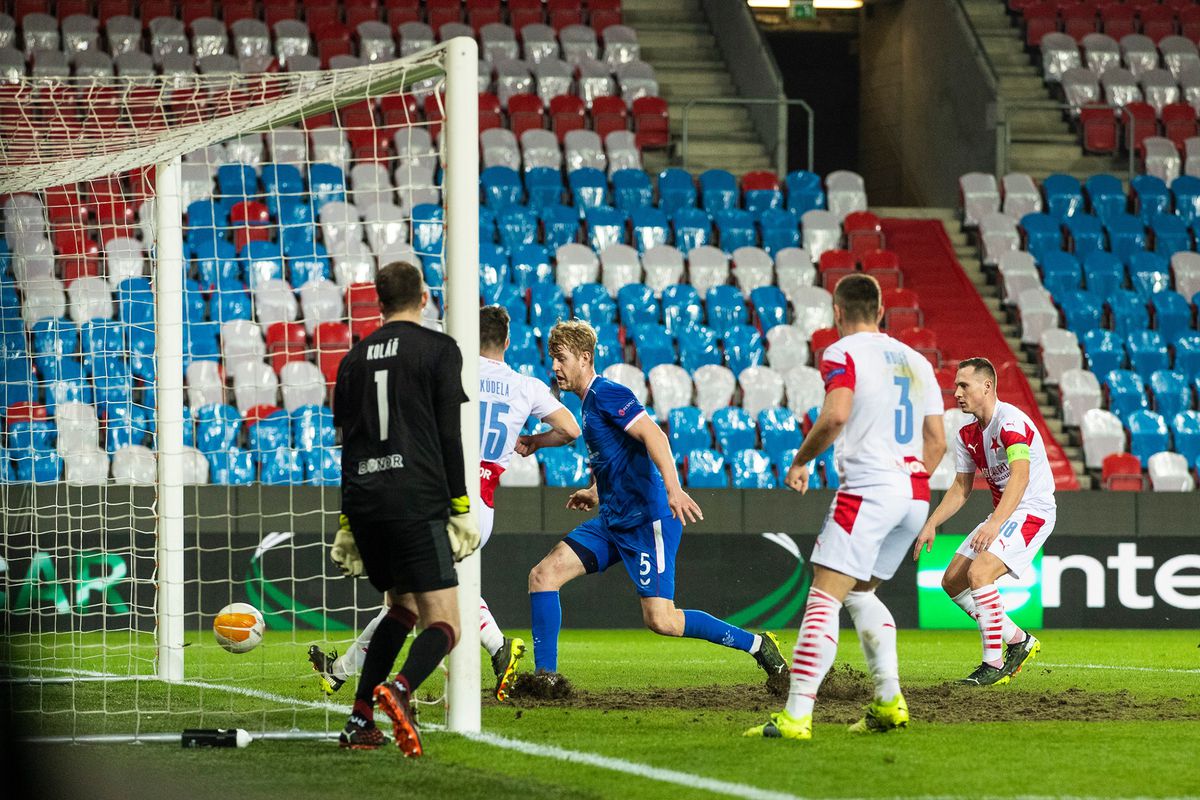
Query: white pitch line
1037 662 1200 675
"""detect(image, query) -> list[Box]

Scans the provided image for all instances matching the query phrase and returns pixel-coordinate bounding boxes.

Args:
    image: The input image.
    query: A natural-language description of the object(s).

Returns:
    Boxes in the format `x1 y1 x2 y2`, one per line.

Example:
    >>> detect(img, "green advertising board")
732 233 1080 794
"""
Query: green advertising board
789 1 816 21
916 535 1043 630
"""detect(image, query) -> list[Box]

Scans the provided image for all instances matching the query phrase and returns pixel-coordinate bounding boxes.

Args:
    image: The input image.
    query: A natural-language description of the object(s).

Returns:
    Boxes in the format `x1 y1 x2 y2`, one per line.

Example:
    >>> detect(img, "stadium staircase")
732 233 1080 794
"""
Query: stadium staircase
623 0 775 176
961 0 1125 180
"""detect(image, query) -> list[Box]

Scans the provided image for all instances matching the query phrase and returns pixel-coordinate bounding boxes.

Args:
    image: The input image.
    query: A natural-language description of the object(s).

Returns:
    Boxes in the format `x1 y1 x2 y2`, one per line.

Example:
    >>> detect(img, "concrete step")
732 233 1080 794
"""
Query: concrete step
640 48 723 67
622 3 703 26
628 25 713 42
684 138 772 158
982 36 1027 56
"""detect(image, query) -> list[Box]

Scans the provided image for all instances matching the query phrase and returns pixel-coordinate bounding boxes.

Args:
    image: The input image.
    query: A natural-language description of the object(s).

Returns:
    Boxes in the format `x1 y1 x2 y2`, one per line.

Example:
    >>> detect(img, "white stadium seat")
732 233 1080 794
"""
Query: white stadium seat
603 363 649 405
784 365 825 417
111 444 156 485
693 364 736 416
648 364 693 418
1082 408 1126 469
1148 451 1195 491
1061 368 1103 428
1039 328 1082 386
739 365 785 418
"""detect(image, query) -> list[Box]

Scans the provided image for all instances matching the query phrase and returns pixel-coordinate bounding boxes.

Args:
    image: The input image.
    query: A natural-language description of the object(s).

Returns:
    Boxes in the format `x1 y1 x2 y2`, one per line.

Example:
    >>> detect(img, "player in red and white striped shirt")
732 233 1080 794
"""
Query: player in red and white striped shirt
913 357 1054 686
745 275 946 742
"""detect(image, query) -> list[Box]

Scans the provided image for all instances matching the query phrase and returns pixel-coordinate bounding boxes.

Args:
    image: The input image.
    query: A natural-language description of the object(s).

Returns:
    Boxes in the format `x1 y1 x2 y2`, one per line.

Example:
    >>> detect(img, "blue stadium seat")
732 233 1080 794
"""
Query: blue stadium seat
0 447 12 483
759 208 801 256
1105 213 1148 264
195 404 242 454
302 446 341 485
612 169 654 211
631 207 670 253
93 359 132 418
81 320 125 373
240 240 285 288
770 446 802 483
249 410 292 463
785 170 826 216
1107 290 1150 337
43 361 91 413
594 323 624 372
498 284 528 325
540 204 580 250
1043 173 1084 219
480 206 497 244
105 402 152 453
1151 291 1193 342
1174 333 1200 375
185 320 221 367
480 243 510 304
507 322 538 364
116 277 154 325
285 241 332 288
667 407 710 464
307 163 346 210
1083 251 1125 296
750 286 788 333
573 283 617 325
291 404 336 449
32 347 79 385
1172 410 1200 465
1131 174 1170 224
412 204 444 258
585 206 629 250
617 283 660 327
678 323 720 372
525 166 565 209
10 420 55 453
1127 251 1172 297
672 207 713 253
758 406 800 457
541 448 590 487
699 169 738 215
511 244 554 292
1104 369 1149 418
186 198 230 232
206 448 256 485
260 447 305 485
1063 214 1104 260
723 325 765 376
193 237 240 289
1020 213 1063 262
498 205 537 250
210 280 252 322
481 165 523 209
714 208 757 253
632 323 675 373
1172 175 1200 226
277 196 316 234
31 317 79 360
706 285 747 338
686 448 728 488
1040 251 1082 296
568 167 609 210
128 324 155 382
1084 174 1127 224
1082 329 1126 375
1150 213 1191 257
657 168 697 214
217 163 258 200
662 284 704 336
11 433 61 483
531 284 570 338
1149 370 1192 418
1126 409 1169 465
731 448 776 488
261 163 304 215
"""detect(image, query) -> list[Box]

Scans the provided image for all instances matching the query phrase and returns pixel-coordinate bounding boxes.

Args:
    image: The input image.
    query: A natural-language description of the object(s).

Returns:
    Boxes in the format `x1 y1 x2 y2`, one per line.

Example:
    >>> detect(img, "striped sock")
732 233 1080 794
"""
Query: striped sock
951 588 1025 645
479 598 504 658
971 584 1005 668
785 588 842 719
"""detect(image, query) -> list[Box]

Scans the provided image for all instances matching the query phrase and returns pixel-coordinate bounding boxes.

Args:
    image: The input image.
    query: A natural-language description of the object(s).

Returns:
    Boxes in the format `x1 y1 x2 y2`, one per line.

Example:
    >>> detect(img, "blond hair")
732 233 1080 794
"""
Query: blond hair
548 319 597 360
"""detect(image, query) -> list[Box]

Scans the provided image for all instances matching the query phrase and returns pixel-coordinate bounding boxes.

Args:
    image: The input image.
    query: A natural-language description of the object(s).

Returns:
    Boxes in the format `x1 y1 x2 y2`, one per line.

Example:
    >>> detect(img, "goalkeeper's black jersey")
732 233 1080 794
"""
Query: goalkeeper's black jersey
334 320 469 521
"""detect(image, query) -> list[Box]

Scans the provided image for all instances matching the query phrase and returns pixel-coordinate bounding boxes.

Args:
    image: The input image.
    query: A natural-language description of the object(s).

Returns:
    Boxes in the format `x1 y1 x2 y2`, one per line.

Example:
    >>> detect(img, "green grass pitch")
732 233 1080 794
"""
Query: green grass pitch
11 628 1200 799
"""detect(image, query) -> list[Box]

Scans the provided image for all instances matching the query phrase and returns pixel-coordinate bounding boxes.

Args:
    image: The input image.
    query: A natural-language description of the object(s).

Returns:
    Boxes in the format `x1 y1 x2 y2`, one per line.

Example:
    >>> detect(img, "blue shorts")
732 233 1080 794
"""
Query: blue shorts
563 515 682 599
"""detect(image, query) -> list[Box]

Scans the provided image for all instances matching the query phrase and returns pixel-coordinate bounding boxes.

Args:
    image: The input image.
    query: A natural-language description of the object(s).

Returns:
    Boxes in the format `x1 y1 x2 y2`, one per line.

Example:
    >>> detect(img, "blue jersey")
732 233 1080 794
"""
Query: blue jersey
581 376 671 530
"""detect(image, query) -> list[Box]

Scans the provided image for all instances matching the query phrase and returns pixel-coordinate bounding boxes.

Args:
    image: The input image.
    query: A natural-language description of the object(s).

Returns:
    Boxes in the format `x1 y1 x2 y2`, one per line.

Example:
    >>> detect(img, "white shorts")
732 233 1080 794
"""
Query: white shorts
810 490 929 582
955 509 1055 579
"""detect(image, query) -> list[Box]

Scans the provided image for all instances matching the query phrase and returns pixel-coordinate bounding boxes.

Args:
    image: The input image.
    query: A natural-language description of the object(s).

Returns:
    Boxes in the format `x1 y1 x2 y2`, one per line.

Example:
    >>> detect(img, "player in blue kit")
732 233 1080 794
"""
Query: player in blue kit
517 320 787 692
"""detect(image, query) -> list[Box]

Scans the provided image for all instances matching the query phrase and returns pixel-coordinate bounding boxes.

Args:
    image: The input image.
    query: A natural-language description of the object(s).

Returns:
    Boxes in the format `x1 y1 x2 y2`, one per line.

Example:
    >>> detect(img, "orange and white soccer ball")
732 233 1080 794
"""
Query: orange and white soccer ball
212 603 265 654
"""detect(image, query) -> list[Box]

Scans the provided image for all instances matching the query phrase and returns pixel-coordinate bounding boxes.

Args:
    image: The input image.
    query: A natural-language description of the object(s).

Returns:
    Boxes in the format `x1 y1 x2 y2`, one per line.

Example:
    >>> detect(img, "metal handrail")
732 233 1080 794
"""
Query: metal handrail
680 96 814 176
994 99 1136 180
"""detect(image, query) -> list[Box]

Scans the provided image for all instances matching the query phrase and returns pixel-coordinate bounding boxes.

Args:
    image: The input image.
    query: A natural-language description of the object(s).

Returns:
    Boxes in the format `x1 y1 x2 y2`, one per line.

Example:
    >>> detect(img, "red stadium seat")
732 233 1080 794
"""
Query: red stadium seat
591 95 629 139
844 210 885 254
221 0 256 24
56 0 93 20
1102 452 1146 491
428 0 463 30
4 403 48 426
479 92 503 132
467 0 503 31
1060 2 1098 42
1080 106 1119 154
139 0 175 26
230 201 271 227
244 404 283 428
385 0 422 28
96 0 133 21
1181 6 1200 42
590 0 623 31
347 282 382 340
810 327 840 365
633 96 669 150
263 0 300 25
424 92 446 139
319 38 353 68
1140 5 1178 43
508 92 546 138
1122 102 1158 156
62 256 101 287
315 322 353 384
1022 2 1059 47
1161 103 1197 151
893 326 942 368
346 5 382 28
508 0 545 29
547 0 583 31
934 364 959 408
741 170 780 193
882 287 922 331
861 249 903 290
1100 3 1137 39
266 322 308 374
817 248 857 289
45 184 87 225
550 94 586 141
381 93 419 127
182 0 215 25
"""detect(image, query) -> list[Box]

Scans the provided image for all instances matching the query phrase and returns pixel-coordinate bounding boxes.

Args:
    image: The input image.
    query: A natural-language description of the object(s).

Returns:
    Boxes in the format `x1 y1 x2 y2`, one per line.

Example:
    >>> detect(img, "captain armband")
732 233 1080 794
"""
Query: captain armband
1005 443 1030 463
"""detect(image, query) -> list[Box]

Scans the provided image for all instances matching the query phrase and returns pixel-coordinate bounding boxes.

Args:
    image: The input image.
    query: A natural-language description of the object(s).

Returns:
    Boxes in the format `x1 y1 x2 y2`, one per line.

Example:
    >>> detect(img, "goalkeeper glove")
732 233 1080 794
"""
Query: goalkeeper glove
329 514 364 577
446 495 480 562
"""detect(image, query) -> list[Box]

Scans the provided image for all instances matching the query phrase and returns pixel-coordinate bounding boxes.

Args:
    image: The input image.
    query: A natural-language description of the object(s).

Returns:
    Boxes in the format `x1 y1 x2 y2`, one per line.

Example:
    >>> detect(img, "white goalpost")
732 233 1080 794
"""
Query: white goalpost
0 37 480 740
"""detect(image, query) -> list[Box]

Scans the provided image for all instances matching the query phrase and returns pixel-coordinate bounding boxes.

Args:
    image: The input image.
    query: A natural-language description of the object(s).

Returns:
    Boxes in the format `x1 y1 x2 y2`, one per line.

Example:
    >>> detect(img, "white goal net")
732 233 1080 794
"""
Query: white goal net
1 37 480 742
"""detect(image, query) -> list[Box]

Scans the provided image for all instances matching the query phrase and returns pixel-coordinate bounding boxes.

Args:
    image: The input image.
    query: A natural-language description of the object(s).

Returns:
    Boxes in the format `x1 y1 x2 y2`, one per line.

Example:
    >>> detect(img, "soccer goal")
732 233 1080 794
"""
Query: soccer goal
0 37 481 743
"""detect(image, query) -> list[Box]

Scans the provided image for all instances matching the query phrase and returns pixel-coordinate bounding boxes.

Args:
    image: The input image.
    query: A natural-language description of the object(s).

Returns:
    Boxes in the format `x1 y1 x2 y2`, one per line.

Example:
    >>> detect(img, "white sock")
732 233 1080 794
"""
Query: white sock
480 597 505 657
332 605 388 681
971 585 1006 668
749 634 762 655
785 588 842 719
843 590 900 702
951 587 1025 645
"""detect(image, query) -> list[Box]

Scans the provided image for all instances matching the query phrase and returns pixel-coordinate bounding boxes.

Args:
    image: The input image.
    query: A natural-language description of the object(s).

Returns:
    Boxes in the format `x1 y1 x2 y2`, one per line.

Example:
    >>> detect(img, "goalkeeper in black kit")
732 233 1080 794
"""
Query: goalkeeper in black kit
329 260 479 756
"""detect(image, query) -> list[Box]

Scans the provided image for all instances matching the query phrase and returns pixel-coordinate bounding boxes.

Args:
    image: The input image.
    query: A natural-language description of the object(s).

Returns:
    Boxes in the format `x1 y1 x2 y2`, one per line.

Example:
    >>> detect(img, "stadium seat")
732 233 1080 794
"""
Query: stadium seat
1127 252 1172 298
1174 333 1200 376
686 448 728 488
602 362 650 405
825 170 867 220
672 207 714 254
785 170 826 216
541 447 590 487
1107 290 1151 338
1150 291 1193 342
643 245 685 296
111 444 155 485
693 363 735 416
315 322 352 385
978 212 1019 267
648 364 693 418
1104 368 1150 418
1040 328 1083 385
1127 409 1170 465
1061 368 1103 426
764 325 810 374
280 361 326 413
1082 408 1126 469
784 365 824 418
1148 451 1195 491
1149 370 1192 419
731 448 776 489
724 325 764 376
1172 410 1200 466
739 365 785 418
1101 452 1146 490
1127 330 1171 380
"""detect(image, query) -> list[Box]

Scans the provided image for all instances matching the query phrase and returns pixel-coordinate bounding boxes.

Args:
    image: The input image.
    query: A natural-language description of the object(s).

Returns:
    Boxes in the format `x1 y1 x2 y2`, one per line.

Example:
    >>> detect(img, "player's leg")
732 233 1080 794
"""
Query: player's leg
343 591 419 748
308 603 389 694
943 534 1025 650
527 520 608 673
475 496 526 698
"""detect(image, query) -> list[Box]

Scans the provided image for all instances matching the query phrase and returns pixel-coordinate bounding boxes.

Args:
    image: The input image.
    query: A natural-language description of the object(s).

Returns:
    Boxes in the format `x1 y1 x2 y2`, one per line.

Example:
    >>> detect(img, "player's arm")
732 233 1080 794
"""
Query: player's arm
785 386 852 494
922 416 946 475
967 452 1030 553
516 408 580 456
625 414 703 525
434 343 478 560
913 471 975 559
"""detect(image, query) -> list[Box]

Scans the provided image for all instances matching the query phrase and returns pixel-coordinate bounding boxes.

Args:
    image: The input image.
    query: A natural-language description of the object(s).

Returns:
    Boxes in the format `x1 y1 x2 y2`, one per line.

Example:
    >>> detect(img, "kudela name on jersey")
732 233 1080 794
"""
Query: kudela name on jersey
480 378 511 397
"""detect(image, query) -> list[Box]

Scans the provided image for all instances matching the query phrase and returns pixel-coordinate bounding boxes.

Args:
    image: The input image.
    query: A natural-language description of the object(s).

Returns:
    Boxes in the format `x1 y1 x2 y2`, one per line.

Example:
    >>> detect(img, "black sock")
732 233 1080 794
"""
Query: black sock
353 606 418 709
395 622 457 692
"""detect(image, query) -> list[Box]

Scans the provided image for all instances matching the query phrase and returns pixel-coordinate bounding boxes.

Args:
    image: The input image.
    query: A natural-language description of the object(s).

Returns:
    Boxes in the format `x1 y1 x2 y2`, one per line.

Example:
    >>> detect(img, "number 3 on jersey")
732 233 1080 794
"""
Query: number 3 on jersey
893 375 913 444
480 401 511 461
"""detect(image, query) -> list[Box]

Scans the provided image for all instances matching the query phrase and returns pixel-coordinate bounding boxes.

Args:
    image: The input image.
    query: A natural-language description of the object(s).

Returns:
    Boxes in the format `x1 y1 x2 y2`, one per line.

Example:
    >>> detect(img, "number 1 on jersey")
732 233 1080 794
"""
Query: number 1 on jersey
374 370 389 441
893 375 913 444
